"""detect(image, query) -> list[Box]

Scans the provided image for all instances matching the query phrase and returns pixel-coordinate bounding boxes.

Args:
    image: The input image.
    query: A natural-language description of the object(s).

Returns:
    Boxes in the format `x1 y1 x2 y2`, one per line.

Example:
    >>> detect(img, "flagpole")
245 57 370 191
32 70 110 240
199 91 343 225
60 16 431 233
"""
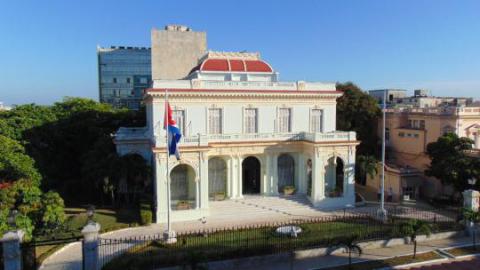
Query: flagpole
164 88 176 243
378 90 387 220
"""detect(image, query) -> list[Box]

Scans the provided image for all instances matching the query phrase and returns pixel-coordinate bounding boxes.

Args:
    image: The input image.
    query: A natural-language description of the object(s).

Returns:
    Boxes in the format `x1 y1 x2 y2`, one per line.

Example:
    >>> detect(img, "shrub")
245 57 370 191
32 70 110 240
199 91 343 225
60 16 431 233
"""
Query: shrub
140 209 152 225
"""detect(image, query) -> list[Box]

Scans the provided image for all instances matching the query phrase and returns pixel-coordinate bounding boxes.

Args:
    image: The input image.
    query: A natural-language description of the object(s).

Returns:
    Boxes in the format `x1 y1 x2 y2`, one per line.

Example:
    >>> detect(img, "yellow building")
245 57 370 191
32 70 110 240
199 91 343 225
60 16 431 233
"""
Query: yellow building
379 106 480 199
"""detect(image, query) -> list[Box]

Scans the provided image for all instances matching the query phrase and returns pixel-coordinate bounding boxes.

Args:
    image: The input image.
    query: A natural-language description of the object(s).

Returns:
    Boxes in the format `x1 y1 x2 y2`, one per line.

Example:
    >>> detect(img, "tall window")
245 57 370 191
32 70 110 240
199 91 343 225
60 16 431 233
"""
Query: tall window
244 108 258 133
420 120 425 130
310 109 323 133
172 110 185 135
278 108 291 133
208 108 222 134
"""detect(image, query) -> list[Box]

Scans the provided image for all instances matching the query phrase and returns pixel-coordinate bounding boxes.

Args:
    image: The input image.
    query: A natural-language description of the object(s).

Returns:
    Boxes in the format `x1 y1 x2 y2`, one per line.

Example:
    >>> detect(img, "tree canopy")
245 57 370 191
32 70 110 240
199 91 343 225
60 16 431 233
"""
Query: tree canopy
0 97 151 238
0 97 148 205
0 135 41 184
425 133 480 192
336 82 381 157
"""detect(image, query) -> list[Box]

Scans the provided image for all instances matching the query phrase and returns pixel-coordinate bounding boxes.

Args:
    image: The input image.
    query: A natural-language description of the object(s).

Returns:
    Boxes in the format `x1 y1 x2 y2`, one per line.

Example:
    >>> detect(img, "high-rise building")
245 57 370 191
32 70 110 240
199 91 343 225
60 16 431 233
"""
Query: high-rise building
97 46 152 110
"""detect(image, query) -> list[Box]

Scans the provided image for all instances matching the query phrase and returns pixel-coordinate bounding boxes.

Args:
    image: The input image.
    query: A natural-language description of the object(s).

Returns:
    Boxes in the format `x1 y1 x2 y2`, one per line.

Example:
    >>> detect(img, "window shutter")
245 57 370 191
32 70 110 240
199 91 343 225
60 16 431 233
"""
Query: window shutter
311 109 323 132
172 110 185 135
209 108 222 134
244 108 257 133
278 108 291 133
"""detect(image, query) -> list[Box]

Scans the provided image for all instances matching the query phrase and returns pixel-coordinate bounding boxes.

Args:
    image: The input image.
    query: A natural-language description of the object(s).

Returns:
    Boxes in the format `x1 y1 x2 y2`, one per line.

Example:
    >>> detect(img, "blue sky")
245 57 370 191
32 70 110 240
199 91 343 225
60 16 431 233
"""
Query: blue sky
1 0 479 105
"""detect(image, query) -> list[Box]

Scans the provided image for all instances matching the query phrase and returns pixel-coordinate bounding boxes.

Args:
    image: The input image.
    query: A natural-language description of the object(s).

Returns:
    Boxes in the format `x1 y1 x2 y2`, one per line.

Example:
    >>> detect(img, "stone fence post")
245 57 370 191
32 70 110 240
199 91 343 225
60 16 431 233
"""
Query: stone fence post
463 189 480 237
463 189 480 212
1 230 24 270
81 222 101 270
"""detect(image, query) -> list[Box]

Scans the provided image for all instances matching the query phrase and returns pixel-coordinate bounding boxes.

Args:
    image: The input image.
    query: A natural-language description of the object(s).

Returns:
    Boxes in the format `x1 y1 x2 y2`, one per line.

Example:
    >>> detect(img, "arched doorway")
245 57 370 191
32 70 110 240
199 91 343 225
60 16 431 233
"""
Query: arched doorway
208 157 227 200
242 156 261 194
170 164 196 210
278 154 295 193
324 157 344 197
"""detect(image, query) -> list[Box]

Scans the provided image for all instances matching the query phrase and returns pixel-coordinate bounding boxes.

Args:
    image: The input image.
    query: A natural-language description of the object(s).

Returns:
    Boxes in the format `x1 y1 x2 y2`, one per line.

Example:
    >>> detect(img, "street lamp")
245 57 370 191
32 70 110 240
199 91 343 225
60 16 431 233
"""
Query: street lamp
7 209 18 229
468 177 477 189
86 205 95 225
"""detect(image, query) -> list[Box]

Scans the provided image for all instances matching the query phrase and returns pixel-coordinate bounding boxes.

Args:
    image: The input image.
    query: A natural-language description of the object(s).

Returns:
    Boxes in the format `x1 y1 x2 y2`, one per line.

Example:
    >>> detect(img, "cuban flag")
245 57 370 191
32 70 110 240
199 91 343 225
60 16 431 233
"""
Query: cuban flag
164 102 182 160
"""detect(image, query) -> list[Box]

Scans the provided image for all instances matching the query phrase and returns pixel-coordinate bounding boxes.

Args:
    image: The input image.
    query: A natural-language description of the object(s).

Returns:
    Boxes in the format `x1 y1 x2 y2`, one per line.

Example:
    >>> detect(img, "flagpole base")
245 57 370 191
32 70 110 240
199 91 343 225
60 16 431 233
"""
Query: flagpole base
376 208 388 223
163 229 177 244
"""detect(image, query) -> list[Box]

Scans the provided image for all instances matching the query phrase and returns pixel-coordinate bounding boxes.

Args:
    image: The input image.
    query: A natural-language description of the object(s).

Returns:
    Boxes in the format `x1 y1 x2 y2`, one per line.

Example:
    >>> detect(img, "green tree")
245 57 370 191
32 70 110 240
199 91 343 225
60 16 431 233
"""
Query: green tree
21 97 146 203
357 155 378 181
0 179 65 239
0 135 41 184
425 133 479 192
0 104 57 141
40 191 66 230
400 219 433 258
336 82 381 157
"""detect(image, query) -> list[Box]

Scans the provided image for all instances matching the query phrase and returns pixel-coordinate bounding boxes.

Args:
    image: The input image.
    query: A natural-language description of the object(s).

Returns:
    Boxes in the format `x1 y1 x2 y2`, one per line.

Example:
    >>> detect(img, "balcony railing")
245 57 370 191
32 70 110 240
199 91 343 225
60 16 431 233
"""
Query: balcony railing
115 128 357 146
159 131 356 146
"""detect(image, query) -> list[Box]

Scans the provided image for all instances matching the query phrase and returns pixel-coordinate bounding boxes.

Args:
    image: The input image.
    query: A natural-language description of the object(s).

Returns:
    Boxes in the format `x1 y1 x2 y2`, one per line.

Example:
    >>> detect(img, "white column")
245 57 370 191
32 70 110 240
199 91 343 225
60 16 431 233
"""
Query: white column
195 180 200 209
296 154 306 194
475 132 480 149
229 156 238 198
226 157 232 198
265 154 272 195
199 153 209 209
271 153 279 195
261 155 269 195
154 154 168 223
237 156 243 198
311 153 325 204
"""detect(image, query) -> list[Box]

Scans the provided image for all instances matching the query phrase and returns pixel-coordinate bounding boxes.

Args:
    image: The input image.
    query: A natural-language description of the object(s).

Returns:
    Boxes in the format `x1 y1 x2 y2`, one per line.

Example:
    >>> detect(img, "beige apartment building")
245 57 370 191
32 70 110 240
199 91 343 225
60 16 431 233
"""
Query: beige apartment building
367 106 480 201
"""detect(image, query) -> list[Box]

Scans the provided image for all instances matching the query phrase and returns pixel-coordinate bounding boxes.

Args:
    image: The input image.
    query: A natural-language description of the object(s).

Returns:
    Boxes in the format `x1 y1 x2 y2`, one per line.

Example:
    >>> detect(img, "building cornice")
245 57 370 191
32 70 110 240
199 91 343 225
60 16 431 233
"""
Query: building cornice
144 88 342 103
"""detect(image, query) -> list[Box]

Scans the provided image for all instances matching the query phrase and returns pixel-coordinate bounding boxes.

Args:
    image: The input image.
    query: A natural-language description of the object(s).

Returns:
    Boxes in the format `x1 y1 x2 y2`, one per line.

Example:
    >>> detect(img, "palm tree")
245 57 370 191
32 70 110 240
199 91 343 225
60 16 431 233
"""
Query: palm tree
400 219 433 258
332 235 362 269
357 155 378 180
463 208 480 250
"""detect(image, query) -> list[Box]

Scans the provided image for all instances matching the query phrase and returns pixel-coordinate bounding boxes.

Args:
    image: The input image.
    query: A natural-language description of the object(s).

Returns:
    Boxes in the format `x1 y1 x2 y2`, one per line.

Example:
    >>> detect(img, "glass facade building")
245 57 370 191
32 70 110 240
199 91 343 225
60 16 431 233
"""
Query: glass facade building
97 46 152 110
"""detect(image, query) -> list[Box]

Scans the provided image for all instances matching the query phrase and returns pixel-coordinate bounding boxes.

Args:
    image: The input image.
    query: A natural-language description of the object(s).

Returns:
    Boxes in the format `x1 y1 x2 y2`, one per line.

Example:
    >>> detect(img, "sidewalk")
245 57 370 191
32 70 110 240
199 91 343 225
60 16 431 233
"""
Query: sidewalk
201 236 473 270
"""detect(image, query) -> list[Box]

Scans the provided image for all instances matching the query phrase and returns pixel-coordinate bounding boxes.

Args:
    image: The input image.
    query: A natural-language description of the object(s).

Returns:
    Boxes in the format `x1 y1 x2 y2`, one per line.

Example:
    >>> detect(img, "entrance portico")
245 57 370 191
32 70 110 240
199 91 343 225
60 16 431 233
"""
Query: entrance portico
148 139 357 223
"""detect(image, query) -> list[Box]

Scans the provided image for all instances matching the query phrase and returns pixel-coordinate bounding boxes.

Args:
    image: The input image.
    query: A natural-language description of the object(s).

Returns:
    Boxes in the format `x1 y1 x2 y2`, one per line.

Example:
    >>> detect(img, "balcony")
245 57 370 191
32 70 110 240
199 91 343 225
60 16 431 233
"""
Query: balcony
158 131 357 147
115 128 357 147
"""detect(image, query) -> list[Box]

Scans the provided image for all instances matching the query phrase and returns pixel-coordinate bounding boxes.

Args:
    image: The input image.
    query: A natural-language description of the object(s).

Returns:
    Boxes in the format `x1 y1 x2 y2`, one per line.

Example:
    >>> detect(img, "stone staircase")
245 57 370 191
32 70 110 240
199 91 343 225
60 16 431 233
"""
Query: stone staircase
205 195 329 226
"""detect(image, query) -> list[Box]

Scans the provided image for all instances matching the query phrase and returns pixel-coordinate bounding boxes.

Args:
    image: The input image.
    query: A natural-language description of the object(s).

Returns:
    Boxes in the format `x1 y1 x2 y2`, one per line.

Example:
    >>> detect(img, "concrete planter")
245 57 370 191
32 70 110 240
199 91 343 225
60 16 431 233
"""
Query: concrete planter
214 192 226 201
283 186 296 195
176 201 192 210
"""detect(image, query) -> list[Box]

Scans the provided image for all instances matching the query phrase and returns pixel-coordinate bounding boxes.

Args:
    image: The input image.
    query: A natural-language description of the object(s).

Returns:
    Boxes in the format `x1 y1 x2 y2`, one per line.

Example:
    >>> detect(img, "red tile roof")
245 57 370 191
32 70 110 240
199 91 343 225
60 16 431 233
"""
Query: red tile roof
197 58 273 73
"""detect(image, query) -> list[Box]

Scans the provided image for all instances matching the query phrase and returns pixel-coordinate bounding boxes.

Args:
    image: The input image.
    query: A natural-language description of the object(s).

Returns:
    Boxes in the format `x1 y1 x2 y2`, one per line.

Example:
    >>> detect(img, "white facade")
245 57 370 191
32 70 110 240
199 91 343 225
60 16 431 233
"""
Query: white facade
115 52 359 223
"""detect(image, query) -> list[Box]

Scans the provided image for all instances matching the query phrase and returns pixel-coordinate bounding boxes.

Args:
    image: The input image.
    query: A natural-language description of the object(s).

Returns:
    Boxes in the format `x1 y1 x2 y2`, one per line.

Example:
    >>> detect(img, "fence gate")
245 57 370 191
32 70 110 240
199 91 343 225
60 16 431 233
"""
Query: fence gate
21 236 82 270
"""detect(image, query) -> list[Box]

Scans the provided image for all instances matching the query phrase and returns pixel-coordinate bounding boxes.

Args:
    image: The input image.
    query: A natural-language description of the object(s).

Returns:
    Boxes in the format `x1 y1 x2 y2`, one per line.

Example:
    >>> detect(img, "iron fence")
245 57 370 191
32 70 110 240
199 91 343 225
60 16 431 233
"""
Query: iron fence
99 208 460 270
21 235 82 270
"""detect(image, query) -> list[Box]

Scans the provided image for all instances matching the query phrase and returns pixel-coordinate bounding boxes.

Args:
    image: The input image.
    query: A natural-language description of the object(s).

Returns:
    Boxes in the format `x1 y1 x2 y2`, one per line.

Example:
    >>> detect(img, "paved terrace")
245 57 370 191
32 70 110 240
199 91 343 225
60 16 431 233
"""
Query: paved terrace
39 195 457 270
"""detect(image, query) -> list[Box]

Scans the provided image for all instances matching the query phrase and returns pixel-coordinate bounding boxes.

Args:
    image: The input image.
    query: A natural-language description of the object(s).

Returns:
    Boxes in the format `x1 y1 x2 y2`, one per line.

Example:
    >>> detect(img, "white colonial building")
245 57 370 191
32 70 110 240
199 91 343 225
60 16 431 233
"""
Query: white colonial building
115 51 359 223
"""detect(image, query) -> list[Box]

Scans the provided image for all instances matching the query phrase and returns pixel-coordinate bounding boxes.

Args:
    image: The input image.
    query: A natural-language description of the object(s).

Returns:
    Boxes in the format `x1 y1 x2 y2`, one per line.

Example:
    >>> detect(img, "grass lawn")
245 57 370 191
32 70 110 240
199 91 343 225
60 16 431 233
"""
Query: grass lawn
326 251 442 270
32 207 140 266
103 219 397 270
446 245 480 257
